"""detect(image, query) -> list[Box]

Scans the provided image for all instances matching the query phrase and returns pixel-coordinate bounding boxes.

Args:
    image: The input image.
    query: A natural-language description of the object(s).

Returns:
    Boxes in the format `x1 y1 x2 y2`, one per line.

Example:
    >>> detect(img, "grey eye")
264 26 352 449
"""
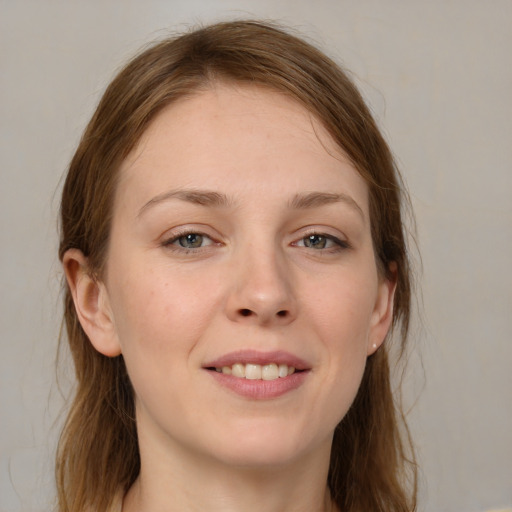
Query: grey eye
303 234 328 249
177 233 205 248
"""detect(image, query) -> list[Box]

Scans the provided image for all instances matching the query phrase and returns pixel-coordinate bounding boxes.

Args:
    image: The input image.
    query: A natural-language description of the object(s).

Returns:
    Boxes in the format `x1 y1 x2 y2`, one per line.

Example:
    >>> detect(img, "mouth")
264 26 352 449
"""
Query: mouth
206 362 303 381
202 350 310 396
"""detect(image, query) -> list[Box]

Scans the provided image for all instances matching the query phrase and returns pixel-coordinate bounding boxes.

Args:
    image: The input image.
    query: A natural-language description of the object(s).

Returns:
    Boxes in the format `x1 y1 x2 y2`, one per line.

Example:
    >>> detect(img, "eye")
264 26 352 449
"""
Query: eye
293 233 349 251
303 234 329 249
177 233 207 248
164 232 215 250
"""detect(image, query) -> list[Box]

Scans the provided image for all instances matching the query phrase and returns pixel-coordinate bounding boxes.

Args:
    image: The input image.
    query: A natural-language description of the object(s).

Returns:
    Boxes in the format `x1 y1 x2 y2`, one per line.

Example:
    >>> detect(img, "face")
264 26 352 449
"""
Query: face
76 83 395 469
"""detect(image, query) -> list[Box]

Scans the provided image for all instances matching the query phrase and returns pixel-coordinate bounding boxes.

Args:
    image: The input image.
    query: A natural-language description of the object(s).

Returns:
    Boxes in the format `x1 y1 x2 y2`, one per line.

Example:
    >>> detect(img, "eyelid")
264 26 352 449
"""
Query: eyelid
160 226 221 251
291 228 351 250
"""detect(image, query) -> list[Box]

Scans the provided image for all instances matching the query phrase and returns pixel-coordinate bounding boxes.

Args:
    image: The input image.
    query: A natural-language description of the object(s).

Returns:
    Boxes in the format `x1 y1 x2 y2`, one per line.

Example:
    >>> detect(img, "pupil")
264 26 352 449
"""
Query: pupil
305 235 326 248
180 234 202 248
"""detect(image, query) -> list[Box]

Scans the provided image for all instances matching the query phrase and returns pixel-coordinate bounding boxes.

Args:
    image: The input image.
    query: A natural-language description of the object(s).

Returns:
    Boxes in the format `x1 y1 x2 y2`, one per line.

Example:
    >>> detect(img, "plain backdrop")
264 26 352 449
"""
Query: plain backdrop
1 1 511 511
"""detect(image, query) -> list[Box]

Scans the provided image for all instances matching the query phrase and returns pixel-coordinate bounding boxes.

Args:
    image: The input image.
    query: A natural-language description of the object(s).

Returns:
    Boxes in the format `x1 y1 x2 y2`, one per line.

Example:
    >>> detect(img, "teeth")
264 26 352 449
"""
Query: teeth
245 364 261 380
232 363 245 378
214 363 297 380
262 364 278 381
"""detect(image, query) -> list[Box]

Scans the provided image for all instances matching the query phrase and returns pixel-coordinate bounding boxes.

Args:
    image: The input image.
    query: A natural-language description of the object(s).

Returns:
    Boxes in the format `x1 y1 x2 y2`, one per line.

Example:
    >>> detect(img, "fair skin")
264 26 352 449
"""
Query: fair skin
64 83 396 512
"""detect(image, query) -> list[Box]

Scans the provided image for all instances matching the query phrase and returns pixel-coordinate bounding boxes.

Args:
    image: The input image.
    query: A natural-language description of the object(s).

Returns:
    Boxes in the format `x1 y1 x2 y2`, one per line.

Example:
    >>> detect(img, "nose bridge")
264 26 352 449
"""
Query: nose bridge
227 236 296 325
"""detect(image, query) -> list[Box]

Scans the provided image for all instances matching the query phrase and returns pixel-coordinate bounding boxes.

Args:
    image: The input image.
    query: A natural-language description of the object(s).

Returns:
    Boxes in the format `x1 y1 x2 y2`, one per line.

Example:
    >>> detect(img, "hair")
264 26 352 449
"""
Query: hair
57 20 416 512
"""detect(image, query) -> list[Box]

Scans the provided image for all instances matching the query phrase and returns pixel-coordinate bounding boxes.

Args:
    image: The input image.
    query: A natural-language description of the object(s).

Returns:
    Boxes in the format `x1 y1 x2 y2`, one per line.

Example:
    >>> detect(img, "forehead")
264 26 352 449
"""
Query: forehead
116 82 369 215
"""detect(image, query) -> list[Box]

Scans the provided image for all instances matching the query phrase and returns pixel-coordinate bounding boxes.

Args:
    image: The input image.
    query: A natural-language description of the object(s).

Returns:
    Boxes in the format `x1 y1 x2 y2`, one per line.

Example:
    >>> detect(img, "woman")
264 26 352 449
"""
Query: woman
58 20 417 512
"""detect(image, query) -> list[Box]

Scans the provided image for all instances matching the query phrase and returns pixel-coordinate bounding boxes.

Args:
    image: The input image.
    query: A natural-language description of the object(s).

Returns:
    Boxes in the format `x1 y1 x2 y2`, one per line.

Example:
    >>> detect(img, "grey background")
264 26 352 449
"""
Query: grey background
1 1 511 511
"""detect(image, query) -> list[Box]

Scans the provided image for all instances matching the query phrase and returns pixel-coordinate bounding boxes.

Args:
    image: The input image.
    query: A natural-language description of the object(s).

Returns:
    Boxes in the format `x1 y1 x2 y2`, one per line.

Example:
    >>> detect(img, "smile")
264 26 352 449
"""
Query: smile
212 363 296 380
203 350 310 399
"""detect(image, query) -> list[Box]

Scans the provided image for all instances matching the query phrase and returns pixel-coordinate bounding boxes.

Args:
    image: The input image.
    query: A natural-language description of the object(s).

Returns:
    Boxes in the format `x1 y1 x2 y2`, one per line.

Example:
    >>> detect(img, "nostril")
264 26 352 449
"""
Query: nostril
236 308 290 319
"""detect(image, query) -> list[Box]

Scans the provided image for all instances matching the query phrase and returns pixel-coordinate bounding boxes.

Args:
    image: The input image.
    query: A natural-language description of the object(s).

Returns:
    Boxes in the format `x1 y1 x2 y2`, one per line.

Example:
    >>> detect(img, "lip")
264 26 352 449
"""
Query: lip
207 370 308 399
203 349 310 370
203 350 311 400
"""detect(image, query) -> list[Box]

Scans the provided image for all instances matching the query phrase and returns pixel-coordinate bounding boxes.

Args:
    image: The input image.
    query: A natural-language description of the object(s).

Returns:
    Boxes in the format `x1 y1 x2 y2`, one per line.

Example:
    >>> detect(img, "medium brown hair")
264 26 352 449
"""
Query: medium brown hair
58 20 416 512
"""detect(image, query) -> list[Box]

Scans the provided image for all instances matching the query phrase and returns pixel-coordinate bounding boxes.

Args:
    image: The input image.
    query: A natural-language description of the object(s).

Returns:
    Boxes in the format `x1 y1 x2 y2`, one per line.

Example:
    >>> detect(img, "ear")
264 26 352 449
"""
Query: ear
62 249 122 357
367 263 397 356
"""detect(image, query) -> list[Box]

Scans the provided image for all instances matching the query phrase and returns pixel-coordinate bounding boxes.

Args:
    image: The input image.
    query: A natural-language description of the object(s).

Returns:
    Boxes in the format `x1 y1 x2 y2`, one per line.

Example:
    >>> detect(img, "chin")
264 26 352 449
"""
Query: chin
204 418 327 469
216 445 305 470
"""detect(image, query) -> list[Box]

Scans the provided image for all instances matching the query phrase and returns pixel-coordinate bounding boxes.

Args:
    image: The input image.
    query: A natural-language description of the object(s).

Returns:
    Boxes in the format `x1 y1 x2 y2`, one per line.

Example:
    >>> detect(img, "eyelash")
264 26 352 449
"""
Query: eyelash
161 230 217 253
292 232 350 253
161 229 350 255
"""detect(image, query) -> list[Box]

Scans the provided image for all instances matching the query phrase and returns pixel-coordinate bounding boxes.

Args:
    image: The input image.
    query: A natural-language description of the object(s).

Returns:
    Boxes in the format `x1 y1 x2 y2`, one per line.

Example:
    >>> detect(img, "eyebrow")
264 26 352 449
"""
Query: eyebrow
288 192 365 221
137 188 365 221
137 189 232 218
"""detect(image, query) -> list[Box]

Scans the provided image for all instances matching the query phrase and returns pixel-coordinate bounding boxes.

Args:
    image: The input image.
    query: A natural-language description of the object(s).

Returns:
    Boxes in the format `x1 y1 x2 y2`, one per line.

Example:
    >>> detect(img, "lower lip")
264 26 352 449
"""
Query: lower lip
206 370 309 400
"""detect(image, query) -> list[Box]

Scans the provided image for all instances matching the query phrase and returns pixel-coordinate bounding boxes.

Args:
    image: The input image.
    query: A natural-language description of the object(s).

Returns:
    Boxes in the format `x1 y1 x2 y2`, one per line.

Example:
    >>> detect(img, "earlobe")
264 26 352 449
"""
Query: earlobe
367 263 397 356
62 249 122 357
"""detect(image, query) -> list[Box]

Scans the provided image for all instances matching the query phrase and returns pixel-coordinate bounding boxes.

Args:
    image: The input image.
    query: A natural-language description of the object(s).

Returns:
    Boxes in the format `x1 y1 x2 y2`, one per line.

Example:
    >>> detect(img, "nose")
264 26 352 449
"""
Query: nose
225 243 297 326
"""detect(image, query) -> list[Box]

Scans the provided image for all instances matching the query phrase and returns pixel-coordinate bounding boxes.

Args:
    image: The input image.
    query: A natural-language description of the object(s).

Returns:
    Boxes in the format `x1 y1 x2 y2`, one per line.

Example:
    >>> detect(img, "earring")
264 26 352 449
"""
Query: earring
372 343 377 350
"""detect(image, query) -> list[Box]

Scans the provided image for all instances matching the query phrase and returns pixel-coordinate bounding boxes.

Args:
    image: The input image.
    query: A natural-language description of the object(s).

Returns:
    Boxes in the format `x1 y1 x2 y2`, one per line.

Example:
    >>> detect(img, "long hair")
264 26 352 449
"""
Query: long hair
58 20 416 512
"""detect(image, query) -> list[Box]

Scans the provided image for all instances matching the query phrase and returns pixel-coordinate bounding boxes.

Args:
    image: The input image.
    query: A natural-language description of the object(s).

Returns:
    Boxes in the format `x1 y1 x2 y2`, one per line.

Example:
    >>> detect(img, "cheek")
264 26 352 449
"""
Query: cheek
107 258 227 366
303 269 377 417
308 269 377 345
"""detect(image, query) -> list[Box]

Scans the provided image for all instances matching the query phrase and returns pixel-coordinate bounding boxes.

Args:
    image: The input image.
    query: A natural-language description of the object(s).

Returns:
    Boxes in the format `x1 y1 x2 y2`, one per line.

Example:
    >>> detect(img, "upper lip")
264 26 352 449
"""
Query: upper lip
203 350 310 371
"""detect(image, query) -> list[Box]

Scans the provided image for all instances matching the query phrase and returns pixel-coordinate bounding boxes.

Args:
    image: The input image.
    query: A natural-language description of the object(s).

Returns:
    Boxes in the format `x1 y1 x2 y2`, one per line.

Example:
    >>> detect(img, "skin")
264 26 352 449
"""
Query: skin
64 82 396 512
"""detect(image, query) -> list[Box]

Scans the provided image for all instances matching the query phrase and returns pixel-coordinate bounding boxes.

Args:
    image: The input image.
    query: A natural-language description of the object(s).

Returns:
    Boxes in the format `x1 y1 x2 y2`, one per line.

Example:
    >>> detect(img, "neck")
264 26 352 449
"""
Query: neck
123 423 336 512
